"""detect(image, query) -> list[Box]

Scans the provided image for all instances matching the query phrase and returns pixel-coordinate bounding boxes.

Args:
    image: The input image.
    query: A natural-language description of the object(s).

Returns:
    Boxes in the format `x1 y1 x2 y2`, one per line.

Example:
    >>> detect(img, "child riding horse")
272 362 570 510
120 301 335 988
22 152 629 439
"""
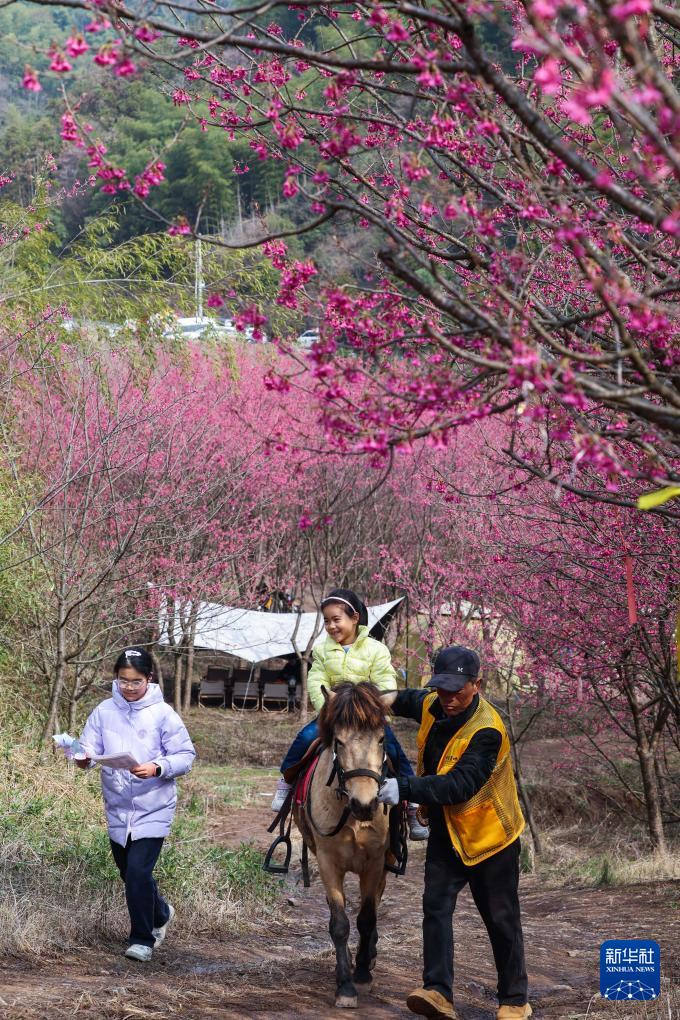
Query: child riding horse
272 588 428 841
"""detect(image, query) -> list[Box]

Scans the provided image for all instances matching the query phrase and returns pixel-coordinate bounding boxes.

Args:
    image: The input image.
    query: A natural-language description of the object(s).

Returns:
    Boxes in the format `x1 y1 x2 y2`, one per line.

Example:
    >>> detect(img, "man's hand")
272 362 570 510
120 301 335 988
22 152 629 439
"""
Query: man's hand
377 777 400 805
75 757 91 770
130 761 160 779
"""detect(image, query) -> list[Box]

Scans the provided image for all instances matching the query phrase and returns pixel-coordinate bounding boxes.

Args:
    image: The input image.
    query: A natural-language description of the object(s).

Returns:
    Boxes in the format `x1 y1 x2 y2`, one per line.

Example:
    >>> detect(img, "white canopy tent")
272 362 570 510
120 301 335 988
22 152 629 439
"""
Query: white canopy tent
158 597 404 665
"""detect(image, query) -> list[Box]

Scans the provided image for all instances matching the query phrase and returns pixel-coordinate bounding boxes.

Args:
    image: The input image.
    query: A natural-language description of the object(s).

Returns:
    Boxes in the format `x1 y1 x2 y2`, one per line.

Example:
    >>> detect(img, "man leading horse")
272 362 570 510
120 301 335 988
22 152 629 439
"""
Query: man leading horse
379 645 532 1020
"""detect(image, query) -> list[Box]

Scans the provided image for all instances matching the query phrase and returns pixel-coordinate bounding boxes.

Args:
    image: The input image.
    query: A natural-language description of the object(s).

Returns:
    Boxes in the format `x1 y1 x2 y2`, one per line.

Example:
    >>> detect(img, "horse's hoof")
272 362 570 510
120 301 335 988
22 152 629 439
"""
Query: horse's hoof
335 995 358 1008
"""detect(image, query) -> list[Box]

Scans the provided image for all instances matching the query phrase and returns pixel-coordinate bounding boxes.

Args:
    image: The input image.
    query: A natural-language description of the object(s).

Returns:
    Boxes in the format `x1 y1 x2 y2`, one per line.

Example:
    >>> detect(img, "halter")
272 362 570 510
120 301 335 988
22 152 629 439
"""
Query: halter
326 737 390 797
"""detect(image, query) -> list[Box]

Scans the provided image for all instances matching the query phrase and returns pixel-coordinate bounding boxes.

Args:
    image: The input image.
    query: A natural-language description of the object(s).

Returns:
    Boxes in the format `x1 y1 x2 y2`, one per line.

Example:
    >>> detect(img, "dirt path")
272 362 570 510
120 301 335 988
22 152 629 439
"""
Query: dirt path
1 775 677 1020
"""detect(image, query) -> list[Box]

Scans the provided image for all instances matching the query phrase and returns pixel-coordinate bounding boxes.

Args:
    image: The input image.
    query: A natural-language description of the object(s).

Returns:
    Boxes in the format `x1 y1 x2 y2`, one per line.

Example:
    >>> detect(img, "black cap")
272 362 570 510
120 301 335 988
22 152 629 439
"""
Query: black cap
429 646 480 692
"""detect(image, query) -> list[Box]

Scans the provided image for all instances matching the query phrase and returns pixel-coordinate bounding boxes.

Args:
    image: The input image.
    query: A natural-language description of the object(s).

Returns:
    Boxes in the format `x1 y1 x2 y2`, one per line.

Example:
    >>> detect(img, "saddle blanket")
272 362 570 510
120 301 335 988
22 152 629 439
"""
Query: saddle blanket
294 754 320 806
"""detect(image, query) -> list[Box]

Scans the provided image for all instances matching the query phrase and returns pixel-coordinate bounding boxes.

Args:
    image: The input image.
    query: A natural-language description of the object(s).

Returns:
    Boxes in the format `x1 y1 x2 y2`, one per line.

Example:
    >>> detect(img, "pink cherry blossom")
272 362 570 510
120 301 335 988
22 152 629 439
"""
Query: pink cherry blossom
134 25 161 42
611 0 651 17
93 47 119 67
115 57 137 77
534 58 562 95
49 52 72 73
22 66 41 91
65 35 89 57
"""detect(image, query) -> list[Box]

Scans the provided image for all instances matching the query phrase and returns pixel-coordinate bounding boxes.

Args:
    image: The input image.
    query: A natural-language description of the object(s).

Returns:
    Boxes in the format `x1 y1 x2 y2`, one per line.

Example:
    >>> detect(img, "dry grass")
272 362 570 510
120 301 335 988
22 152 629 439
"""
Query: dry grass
0 728 277 958
186 705 303 766
613 850 680 885
564 982 678 1020
189 763 278 809
525 821 680 888
185 704 421 768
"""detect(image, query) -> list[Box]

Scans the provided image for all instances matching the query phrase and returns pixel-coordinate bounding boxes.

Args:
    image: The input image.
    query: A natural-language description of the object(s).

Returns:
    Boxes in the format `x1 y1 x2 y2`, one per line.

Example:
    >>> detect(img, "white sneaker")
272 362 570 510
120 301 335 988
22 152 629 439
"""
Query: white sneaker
271 777 293 811
152 903 175 947
408 805 430 841
125 944 153 962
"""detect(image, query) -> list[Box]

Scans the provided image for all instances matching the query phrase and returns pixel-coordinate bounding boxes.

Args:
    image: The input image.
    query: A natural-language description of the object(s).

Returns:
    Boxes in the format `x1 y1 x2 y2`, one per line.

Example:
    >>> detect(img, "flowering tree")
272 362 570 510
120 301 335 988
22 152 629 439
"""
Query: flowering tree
430 444 677 850
10 0 680 507
481 488 679 851
359 420 677 849
4 344 170 736
148 346 303 714
4 334 290 733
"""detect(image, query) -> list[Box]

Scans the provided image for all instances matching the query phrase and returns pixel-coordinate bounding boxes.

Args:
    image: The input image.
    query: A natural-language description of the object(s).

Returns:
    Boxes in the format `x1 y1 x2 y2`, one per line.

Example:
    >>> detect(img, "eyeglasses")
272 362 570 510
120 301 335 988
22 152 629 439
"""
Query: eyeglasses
116 678 147 689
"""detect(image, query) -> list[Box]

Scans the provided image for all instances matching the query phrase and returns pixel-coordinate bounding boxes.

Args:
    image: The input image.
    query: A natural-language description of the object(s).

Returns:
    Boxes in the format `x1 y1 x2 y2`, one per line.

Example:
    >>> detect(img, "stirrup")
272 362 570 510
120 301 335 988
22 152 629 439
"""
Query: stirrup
263 785 295 875
262 833 292 875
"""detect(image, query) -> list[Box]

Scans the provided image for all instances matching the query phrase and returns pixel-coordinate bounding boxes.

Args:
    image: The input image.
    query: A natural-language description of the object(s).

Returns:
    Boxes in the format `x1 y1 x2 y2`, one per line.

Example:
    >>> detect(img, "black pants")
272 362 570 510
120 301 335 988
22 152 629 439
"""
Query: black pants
110 836 171 948
422 835 528 1006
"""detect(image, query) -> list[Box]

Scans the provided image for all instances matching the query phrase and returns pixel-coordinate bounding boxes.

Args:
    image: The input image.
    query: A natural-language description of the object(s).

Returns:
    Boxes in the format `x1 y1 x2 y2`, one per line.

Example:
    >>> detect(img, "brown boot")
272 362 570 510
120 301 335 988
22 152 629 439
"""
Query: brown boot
497 1005 532 1020
406 987 458 1019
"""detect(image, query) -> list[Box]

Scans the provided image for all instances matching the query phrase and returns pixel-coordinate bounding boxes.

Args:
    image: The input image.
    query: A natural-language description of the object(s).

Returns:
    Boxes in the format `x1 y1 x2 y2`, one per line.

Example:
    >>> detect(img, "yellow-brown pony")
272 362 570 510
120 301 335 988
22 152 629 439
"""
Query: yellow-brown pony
294 681 394 1008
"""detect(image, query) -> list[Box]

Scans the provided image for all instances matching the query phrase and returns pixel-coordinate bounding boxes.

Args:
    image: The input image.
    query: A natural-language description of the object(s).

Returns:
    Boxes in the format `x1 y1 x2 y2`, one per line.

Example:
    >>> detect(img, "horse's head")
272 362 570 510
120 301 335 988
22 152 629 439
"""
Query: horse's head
319 682 388 821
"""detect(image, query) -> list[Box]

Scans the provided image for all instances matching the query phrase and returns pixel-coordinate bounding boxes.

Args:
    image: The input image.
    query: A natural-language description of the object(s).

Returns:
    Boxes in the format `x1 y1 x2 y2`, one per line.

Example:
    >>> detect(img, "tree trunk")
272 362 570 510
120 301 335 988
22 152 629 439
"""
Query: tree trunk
291 604 321 725
67 689 78 734
503 686 542 855
41 603 67 742
182 611 197 715
150 649 164 695
514 753 542 856
507 718 542 855
173 654 184 714
636 746 667 852
626 671 667 851
182 644 195 714
66 665 84 734
299 657 309 724
654 756 673 816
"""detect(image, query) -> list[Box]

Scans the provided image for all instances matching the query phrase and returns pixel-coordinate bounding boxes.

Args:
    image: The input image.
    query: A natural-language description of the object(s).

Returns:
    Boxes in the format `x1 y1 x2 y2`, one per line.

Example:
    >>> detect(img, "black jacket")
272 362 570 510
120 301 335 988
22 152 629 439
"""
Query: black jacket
393 689 502 839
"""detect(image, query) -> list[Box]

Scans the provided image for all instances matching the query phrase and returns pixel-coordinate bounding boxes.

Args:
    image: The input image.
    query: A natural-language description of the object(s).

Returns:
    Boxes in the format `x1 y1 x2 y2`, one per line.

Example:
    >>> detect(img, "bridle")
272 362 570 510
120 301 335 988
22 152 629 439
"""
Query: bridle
307 732 390 839
326 737 390 796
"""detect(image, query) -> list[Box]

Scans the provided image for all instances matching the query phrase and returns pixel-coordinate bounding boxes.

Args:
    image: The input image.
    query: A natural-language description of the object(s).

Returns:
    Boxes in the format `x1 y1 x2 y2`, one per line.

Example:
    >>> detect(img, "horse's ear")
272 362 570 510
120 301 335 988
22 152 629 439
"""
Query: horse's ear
321 684 335 704
380 690 398 708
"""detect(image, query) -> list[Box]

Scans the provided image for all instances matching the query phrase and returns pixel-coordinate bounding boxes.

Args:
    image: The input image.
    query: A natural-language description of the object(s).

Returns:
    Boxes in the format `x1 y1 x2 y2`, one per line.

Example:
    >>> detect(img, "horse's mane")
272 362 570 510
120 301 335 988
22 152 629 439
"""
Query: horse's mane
317 682 386 746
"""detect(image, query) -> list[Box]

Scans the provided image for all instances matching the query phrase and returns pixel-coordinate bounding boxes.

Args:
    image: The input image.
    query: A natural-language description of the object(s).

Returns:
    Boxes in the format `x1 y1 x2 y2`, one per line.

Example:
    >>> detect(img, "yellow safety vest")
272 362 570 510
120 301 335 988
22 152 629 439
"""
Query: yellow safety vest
416 693 525 865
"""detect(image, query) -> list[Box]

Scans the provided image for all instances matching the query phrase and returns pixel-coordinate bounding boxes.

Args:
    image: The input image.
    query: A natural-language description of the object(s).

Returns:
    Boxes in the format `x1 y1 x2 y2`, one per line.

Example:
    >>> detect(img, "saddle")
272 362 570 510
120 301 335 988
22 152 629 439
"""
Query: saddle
282 738 323 786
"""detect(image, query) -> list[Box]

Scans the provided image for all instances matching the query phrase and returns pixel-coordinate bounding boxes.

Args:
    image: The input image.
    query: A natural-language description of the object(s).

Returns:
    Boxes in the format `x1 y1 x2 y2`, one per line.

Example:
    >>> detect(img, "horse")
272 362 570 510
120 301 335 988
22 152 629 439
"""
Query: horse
293 681 394 1008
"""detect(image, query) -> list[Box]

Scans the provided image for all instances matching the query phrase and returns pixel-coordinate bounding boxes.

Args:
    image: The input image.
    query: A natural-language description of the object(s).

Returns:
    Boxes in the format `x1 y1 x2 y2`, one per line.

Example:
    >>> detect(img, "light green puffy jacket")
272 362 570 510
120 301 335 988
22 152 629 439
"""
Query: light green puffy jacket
307 625 397 712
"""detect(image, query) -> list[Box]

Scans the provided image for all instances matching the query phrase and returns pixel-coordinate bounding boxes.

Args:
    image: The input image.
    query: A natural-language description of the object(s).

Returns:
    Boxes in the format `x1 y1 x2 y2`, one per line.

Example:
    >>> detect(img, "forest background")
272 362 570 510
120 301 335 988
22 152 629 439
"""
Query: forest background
0 0 677 1004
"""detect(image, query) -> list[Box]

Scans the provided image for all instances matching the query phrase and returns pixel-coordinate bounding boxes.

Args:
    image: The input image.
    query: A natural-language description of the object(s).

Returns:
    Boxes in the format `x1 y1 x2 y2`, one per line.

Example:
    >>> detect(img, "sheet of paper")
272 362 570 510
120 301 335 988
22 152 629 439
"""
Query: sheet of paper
93 752 139 769
53 732 86 759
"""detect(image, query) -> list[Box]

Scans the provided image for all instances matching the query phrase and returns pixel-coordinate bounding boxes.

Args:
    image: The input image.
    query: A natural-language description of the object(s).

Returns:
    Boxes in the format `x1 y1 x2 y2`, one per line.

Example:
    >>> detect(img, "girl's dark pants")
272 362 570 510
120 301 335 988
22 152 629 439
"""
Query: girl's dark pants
281 718 415 776
423 836 528 1006
110 836 171 948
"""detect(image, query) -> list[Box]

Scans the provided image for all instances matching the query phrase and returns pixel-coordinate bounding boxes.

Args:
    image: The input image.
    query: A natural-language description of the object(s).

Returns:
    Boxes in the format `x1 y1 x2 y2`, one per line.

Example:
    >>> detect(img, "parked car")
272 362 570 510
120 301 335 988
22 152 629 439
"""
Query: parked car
178 317 217 337
297 329 320 348
162 316 236 340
